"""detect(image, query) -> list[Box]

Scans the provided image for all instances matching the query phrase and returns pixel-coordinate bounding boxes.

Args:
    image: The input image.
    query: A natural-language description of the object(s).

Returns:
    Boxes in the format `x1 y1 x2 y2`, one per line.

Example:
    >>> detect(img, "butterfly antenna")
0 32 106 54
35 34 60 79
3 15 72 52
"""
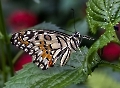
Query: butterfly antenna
71 9 77 32
61 9 77 34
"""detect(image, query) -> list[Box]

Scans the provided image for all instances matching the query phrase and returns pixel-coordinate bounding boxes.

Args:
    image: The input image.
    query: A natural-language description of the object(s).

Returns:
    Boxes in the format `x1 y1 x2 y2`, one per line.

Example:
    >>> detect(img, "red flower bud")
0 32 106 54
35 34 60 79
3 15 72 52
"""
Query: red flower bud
8 10 38 31
101 42 120 62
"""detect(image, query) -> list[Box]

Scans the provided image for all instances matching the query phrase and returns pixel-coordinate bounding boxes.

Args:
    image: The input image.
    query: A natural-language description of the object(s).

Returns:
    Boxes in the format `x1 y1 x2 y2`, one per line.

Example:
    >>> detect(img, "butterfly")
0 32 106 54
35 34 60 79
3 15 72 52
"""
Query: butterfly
10 29 94 70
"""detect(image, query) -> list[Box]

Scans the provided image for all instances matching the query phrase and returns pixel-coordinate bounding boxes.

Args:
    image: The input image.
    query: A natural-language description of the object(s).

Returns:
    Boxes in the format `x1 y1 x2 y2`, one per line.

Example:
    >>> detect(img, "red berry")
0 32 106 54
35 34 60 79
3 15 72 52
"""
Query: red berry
14 53 32 71
101 42 120 62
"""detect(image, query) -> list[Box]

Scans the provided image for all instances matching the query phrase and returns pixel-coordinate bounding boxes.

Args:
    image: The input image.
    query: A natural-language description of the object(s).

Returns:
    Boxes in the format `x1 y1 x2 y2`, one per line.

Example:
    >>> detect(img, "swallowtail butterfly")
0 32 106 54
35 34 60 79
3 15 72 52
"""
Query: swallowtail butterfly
10 29 94 70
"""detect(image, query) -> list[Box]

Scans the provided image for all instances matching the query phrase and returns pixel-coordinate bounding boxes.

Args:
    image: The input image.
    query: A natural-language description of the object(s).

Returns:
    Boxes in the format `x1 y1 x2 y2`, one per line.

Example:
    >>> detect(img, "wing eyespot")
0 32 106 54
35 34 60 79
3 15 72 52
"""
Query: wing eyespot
44 35 52 41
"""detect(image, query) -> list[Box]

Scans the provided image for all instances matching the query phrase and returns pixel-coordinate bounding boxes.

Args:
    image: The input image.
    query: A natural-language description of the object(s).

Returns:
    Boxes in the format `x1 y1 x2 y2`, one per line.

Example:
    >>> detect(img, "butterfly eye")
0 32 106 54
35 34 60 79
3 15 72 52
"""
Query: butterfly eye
75 34 79 37
73 32 80 37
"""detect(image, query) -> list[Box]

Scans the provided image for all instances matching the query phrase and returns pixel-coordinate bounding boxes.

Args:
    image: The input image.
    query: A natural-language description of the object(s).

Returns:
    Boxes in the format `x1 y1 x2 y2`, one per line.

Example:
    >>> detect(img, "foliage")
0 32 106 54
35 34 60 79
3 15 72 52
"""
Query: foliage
4 47 100 88
87 0 120 34
85 0 120 73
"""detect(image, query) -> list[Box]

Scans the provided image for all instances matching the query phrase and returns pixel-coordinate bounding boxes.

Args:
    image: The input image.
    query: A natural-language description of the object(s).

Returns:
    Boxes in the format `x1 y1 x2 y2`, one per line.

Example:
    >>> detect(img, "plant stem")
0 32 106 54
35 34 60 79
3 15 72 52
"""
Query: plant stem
0 40 7 82
99 60 120 71
0 0 14 76
12 50 24 64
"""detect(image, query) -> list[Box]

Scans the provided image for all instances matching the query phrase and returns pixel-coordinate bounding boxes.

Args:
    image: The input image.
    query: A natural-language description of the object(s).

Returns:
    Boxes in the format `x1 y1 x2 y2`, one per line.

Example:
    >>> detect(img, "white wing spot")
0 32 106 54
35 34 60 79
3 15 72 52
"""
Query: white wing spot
37 56 42 62
14 39 17 43
14 33 19 39
43 59 48 65
22 44 25 47
33 46 39 51
39 57 43 62
34 42 40 45
35 32 38 35
44 32 47 35
40 64 44 69
27 43 33 48
17 42 21 45
37 50 42 56
32 55 37 61
16 44 19 47
35 47 39 51
23 37 29 41
25 48 28 52
29 49 34 55
20 46 23 49
27 31 31 34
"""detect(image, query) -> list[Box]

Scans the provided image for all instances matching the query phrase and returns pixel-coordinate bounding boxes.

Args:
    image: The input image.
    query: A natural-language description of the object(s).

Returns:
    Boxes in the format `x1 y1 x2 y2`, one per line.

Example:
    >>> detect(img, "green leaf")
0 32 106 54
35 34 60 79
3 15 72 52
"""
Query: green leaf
4 47 100 88
85 25 120 73
86 0 120 73
99 60 120 71
31 22 65 32
87 0 120 33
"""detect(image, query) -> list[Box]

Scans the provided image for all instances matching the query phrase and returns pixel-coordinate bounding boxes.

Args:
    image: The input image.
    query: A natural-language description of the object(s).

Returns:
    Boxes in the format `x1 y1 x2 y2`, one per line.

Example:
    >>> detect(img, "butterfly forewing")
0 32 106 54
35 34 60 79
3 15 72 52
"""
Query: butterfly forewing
11 29 74 70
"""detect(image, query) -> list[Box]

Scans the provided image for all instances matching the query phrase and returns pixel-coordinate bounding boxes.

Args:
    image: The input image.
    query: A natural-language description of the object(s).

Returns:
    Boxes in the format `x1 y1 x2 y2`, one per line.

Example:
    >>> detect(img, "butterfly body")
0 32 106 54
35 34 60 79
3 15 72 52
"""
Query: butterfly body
11 29 93 70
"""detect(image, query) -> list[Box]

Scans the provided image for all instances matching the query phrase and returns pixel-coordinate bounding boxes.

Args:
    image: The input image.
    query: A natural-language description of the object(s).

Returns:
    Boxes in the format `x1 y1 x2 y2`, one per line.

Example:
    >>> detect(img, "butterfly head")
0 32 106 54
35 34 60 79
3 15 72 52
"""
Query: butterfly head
73 32 82 40
73 32 81 37
71 32 83 48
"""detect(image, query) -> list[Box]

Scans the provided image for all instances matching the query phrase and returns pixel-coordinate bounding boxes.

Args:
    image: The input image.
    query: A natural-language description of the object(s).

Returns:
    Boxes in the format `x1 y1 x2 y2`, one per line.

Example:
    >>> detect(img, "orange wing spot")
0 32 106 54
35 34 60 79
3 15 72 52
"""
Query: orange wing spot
39 41 52 52
38 40 53 64
48 60 53 67
39 44 43 47
47 45 52 50
39 46 46 51
18 37 29 45
41 52 47 59
40 41 45 45
39 41 46 51
22 41 29 45
20 31 25 35
47 54 52 60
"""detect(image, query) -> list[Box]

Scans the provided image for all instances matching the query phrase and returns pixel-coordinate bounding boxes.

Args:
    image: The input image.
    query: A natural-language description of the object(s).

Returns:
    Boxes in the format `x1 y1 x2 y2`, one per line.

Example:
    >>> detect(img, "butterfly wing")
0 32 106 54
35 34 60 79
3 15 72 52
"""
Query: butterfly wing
11 29 72 70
